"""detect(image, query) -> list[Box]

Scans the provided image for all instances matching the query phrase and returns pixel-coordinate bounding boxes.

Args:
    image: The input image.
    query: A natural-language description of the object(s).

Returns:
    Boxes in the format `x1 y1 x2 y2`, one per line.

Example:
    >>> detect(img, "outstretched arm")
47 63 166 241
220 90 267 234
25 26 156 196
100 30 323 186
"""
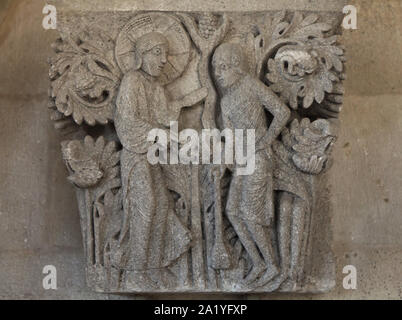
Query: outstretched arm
167 87 209 122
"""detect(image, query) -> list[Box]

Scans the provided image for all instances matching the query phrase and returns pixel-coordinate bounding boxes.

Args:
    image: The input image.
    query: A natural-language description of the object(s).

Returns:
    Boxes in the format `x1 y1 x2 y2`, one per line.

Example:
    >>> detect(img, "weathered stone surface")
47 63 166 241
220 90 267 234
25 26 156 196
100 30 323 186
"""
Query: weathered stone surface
0 0 401 299
44 3 347 293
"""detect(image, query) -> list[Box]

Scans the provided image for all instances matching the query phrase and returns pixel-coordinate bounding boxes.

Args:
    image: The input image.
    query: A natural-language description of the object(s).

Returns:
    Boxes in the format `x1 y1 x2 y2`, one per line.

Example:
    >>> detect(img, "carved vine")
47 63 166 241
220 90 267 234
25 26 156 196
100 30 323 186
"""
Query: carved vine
178 13 230 129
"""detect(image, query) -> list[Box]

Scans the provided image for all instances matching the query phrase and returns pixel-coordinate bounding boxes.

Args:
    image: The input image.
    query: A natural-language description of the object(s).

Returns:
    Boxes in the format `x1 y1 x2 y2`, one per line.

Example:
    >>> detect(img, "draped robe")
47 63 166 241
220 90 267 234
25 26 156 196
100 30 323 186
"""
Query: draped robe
114 70 191 272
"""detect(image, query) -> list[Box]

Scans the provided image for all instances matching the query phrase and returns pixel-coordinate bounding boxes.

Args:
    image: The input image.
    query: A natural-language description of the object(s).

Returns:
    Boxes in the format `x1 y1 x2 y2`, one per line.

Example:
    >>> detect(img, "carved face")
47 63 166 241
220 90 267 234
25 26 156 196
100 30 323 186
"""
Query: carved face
141 43 169 77
212 44 243 90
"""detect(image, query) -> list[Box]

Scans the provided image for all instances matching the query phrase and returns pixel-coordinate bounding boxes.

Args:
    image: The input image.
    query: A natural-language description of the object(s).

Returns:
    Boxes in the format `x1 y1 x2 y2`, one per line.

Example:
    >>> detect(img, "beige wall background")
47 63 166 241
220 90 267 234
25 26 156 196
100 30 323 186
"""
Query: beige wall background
0 0 401 299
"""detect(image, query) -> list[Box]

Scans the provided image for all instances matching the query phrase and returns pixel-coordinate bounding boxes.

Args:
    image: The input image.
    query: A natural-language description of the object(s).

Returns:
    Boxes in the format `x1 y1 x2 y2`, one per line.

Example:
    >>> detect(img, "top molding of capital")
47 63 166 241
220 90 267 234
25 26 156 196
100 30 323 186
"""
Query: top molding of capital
48 0 349 13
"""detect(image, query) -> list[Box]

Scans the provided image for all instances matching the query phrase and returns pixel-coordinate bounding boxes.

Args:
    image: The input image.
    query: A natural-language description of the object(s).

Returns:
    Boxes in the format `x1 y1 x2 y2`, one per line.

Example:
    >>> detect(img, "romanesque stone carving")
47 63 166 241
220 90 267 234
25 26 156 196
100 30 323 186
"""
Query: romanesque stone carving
49 10 345 293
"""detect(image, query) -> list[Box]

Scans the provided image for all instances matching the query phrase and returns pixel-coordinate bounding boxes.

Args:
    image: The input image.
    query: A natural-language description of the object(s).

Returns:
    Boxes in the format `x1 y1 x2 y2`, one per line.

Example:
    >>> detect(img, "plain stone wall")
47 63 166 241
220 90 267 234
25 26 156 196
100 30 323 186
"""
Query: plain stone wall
0 0 401 299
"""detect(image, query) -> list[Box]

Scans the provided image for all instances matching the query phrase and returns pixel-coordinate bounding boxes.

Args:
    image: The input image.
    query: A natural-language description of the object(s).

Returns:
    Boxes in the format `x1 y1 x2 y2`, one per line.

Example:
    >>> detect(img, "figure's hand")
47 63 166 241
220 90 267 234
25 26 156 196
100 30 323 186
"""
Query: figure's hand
181 87 208 107
258 135 275 160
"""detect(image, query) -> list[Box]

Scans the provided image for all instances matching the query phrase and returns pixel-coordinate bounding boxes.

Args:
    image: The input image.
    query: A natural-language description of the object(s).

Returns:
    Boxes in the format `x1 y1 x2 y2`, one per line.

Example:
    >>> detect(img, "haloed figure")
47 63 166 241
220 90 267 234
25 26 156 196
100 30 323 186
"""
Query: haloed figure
212 43 291 286
114 31 207 289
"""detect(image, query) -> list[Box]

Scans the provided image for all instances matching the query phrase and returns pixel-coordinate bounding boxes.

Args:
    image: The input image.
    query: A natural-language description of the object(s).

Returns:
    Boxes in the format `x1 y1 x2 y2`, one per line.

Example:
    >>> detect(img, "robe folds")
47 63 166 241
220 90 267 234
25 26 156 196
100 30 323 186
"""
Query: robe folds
114 70 191 271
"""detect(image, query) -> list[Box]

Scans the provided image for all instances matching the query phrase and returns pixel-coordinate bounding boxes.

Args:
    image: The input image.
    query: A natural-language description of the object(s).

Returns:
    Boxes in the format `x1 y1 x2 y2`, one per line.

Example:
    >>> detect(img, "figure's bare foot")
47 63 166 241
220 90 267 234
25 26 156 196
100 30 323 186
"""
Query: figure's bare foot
254 272 286 291
255 264 279 287
243 262 266 284
278 277 297 292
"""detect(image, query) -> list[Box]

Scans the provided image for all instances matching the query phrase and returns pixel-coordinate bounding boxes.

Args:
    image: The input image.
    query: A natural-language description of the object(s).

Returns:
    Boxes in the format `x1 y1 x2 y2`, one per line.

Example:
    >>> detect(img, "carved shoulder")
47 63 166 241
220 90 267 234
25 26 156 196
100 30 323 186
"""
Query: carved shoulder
116 71 144 111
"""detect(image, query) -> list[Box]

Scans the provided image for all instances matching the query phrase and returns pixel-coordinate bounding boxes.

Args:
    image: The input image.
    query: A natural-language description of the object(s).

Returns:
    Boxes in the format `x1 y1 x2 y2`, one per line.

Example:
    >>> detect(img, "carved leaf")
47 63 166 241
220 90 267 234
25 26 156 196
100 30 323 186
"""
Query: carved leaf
266 40 344 110
49 29 122 127
256 12 345 115
281 118 337 175
62 136 121 188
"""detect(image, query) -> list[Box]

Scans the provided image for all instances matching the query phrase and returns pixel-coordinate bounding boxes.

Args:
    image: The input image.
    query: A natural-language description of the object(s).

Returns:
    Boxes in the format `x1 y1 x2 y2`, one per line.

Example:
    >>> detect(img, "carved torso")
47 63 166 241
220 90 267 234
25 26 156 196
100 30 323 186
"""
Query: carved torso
221 75 270 146
131 71 169 128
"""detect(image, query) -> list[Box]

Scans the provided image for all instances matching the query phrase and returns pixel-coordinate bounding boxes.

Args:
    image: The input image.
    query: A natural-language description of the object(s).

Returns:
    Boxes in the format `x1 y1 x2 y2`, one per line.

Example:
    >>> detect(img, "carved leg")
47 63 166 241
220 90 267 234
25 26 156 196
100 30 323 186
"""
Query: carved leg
278 192 293 263
227 214 266 284
289 198 307 284
247 222 279 286
226 174 265 284
253 192 293 291
268 191 293 291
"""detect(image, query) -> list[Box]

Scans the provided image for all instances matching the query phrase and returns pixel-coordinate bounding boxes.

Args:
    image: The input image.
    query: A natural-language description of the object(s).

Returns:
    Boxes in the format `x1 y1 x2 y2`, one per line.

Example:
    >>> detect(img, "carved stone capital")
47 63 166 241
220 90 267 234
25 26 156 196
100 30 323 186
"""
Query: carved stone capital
49 6 347 293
